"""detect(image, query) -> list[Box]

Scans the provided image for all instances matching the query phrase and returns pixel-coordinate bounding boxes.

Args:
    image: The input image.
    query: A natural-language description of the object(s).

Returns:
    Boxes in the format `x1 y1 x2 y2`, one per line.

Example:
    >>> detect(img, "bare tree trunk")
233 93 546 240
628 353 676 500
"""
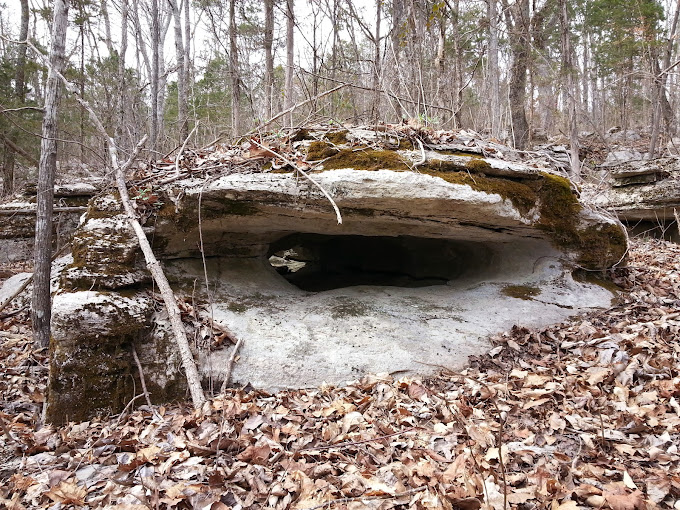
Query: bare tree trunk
32 0 69 348
115 0 129 148
100 0 115 55
169 0 188 141
488 0 501 138
561 0 580 175
649 0 680 157
229 0 241 136
151 0 160 150
508 0 530 149
264 0 275 119
390 0 404 121
372 0 382 121
2 0 29 197
284 0 295 127
184 0 191 119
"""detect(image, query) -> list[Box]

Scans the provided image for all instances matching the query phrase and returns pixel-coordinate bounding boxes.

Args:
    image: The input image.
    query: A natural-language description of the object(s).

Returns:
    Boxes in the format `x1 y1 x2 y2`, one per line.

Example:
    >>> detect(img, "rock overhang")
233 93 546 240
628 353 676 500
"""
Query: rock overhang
46 128 629 423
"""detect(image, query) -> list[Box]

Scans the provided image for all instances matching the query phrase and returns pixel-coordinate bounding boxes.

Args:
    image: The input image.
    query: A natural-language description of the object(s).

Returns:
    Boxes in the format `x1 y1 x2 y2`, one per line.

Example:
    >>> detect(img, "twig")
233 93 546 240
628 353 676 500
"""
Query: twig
158 121 200 185
219 336 243 393
674 209 680 237
250 139 343 224
302 486 427 510
246 84 347 135
131 345 162 421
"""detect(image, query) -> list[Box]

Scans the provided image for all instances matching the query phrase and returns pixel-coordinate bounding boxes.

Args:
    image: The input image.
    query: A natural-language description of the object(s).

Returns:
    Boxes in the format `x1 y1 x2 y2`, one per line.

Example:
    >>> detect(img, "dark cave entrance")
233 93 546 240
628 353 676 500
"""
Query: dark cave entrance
267 233 494 292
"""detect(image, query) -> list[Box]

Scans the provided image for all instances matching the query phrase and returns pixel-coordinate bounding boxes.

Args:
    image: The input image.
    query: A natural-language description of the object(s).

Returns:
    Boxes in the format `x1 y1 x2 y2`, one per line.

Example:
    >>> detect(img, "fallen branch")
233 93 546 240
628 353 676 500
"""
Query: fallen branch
27 41 207 410
219 336 243 393
250 139 343 224
131 345 163 421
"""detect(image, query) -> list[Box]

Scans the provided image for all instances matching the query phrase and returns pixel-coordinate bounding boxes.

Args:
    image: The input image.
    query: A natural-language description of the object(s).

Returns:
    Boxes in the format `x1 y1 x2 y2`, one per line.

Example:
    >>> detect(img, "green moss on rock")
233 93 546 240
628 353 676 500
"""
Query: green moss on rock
320 149 411 171
324 130 349 144
501 284 542 300
307 141 340 160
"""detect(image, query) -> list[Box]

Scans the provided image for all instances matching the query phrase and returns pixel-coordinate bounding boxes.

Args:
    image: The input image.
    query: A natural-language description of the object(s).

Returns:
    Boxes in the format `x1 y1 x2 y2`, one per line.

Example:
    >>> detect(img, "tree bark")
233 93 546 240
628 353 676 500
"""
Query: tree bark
151 0 160 151
32 0 69 348
2 0 30 197
488 0 501 138
263 0 275 119
116 0 129 148
284 0 295 127
229 0 241 136
169 0 188 141
560 0 580 175
508 0 530 149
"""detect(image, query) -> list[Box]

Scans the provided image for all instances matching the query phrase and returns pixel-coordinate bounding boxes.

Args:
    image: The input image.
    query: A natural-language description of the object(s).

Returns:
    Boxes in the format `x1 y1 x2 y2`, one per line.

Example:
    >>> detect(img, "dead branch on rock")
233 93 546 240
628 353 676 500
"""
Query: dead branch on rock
250 139 343 224
27 41 207 410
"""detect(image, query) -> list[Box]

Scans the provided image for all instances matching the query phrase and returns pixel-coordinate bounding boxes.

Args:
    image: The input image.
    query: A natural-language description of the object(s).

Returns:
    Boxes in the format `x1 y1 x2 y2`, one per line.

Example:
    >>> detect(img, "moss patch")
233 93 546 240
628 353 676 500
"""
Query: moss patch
291 129 313 142
573 269 622 294
501 284 542 300
420 169 538 215
323 130 349 144
307 141 340 160
320 149 410 171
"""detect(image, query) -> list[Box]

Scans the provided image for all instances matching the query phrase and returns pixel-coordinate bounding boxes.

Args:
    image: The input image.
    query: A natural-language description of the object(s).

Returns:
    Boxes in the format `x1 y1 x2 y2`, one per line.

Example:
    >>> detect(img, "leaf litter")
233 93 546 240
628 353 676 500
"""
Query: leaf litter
0 238 679 509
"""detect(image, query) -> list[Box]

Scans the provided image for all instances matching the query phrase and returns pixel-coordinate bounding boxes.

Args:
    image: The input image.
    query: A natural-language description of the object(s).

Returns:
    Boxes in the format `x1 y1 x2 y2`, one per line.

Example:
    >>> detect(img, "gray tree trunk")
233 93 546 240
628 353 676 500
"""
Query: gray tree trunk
284 0 295 127
169 0 188 141
229 0 241 136
115 0 129 147
561 0 580 175
32 0 69 348
151 0 160 150
264 0 275 119
508 0 530 149
488 0 501 138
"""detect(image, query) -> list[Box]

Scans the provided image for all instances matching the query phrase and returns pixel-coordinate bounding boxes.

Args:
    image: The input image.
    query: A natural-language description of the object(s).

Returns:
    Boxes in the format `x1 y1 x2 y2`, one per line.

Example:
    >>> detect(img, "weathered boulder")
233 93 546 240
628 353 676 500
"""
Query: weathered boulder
47 128 628 423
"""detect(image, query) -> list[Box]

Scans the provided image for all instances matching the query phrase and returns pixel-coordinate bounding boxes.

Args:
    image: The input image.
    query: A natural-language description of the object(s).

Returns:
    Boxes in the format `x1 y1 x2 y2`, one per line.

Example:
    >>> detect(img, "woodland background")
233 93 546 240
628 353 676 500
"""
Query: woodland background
1 0 679 197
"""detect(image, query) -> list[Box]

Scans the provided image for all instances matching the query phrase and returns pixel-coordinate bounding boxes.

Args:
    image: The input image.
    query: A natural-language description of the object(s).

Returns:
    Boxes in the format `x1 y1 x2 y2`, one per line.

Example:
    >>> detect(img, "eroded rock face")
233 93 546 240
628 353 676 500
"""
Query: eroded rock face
0 183 98 263
48 129 628 423
586 157 680 241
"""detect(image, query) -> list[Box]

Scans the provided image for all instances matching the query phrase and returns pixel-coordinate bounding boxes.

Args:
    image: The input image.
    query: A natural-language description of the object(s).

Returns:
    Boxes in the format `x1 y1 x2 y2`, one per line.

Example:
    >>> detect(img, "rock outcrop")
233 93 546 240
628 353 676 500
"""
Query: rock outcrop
0 182 99 262
47 127 628 423
586 156 680 241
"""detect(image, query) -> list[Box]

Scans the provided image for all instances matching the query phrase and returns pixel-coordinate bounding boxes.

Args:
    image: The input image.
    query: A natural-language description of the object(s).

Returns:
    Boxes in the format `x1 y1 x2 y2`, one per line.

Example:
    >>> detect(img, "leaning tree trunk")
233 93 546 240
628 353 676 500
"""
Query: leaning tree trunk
32 0 69 348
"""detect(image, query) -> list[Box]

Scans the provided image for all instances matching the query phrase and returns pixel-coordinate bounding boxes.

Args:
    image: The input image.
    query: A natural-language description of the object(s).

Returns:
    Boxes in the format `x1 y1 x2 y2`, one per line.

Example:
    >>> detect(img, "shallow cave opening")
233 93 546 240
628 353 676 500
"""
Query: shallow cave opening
267 233 494 292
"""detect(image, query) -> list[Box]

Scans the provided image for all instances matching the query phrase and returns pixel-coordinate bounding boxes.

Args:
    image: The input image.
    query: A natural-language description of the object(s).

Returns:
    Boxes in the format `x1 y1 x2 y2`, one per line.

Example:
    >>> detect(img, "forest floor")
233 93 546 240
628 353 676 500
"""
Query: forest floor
0 238 679 510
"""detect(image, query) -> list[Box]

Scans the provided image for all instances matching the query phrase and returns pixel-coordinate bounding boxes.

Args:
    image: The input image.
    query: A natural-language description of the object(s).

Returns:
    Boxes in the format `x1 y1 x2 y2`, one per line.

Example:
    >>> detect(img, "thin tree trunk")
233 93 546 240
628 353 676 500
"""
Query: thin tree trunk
561 0 580 175
116 0 128 147
263 0 275 119
2 0 28 197
488 0 501 138
372 0 382 121
100 0 115 55
284 0 295 127
229 0 241 136
390 0 403 121
169 0 188 141
151 0 160 150
32 0 69 348
508 0 530 149
184 0 191 120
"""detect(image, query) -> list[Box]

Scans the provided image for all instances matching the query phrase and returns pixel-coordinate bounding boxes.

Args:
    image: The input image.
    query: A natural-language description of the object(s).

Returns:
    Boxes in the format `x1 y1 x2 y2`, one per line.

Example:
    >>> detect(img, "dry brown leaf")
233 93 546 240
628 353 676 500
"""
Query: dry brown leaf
43 481 88 505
